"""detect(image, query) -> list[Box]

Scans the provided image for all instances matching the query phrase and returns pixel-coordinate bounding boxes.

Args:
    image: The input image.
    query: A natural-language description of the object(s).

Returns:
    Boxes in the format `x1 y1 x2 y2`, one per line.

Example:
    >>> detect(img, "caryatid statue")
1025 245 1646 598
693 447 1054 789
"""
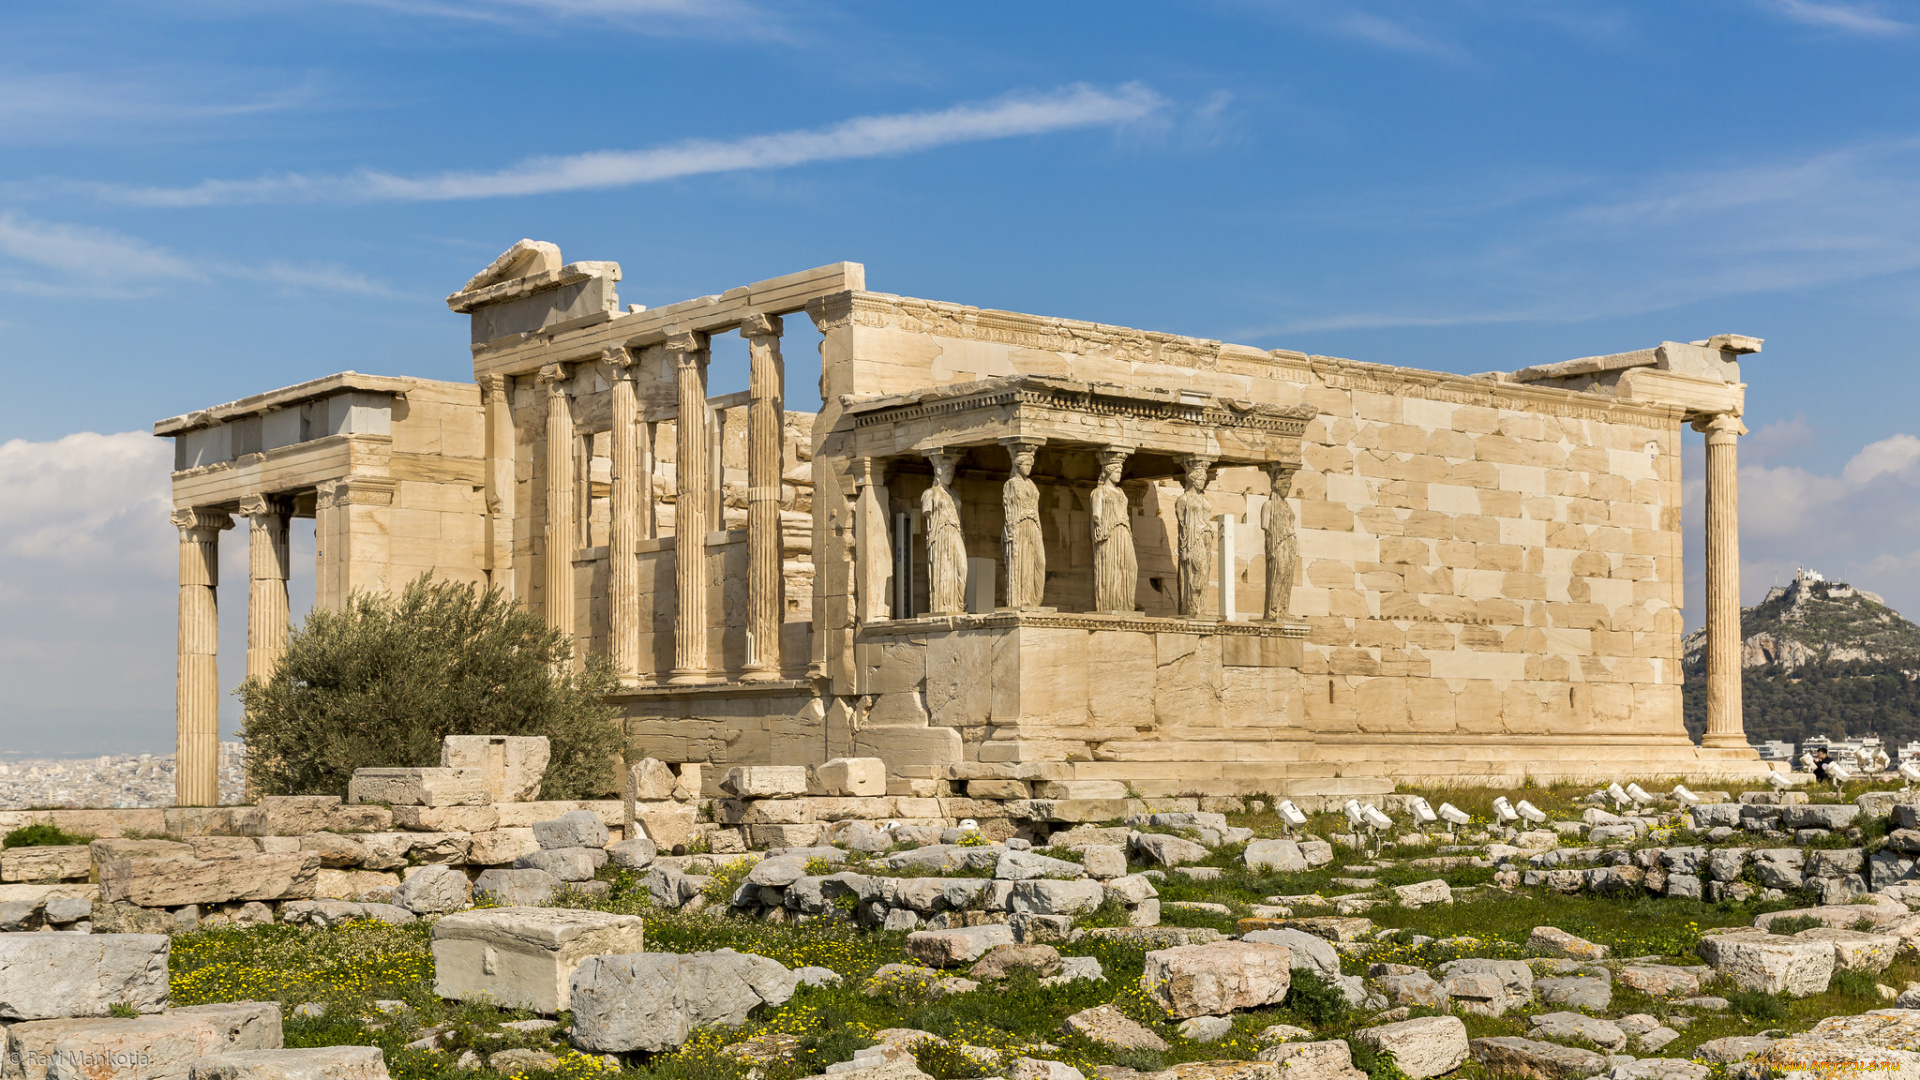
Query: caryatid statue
1001 438 1046 609
1263 463 1299 621
921 451 966 615
1175 455 1216 618
1091 447 1136 613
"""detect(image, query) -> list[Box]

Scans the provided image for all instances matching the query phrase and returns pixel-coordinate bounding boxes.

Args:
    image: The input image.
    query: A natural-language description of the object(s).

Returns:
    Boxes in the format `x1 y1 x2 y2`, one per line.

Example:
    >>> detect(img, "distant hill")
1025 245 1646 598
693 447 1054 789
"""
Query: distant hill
1681 569 1920 745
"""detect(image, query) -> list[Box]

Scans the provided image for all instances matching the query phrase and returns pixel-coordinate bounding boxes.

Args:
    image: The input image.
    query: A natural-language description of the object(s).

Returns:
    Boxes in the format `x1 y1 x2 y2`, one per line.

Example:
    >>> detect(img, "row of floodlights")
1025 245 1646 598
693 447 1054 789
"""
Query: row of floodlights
1272 780 1753 835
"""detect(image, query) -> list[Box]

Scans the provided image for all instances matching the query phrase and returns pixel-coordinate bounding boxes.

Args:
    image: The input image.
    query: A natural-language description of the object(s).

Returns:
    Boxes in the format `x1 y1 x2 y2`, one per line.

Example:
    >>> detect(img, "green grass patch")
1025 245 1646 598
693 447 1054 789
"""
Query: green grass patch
3 822 94 848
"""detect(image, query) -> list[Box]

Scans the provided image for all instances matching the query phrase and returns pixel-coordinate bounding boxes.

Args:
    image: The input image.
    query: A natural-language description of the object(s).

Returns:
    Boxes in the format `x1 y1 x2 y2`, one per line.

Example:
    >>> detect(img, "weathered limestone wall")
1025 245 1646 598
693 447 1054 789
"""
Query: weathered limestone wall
807 291 1720 793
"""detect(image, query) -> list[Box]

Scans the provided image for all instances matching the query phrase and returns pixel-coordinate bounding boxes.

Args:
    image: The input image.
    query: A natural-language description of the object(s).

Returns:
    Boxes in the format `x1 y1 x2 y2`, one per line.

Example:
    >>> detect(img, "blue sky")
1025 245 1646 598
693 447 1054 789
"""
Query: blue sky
4 0 1920 753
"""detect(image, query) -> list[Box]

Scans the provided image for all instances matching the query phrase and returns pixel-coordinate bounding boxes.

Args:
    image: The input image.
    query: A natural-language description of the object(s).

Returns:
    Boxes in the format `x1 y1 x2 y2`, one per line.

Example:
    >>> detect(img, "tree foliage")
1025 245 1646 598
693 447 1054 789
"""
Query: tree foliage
1684 659 1920 746
237 575 624 799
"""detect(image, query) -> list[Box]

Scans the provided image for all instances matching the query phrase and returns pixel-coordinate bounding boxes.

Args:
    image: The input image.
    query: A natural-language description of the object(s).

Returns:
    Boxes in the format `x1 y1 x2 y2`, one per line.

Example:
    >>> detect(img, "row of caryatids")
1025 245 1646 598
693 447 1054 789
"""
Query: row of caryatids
539 316 787 686
917 440 1300 620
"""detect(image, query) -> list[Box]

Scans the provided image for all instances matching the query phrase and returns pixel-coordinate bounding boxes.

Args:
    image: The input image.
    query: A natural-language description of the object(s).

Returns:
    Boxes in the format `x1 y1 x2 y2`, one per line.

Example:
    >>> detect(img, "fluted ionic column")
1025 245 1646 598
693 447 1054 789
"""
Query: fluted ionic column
174 507 232 807
540 364 575 649
1697 412 1748 749
483 373 516 600
239 494 291 685
741 314 785 680
667 331 713 684
607 347 641 679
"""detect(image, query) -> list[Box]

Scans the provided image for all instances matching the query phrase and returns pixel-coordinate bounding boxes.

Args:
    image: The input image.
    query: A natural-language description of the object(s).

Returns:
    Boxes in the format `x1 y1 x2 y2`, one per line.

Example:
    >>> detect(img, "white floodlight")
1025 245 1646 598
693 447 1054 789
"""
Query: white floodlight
1625 783 1655 806
1343 799 1367 829
1873 749 1893 773
1606 782 1634 811
1900 762 1920 789
1361 805 1393 831
1277 800 1309 829
1516 799 1548 824
1408 797 1438 825
1766 770 1793 790
1828 761 1856 789
1492 797 1520 824
1800 751 1818 771
1438 802 1472 827
958 818 981 834
1672 784 1700 806
885 819 903 830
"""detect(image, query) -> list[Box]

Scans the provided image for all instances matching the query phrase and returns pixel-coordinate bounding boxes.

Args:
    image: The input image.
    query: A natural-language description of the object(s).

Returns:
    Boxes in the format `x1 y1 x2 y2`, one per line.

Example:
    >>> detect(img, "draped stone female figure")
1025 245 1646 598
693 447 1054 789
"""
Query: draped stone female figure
1263 463 1298 621
1175 457 1215 618
1091 449 1136 613
921 452 966 615
1002 442 1046 609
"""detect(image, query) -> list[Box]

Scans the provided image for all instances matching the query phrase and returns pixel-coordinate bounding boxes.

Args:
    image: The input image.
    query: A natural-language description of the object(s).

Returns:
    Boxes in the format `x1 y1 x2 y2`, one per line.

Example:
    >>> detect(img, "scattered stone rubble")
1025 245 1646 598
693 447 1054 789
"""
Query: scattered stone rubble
30 747 1920 1080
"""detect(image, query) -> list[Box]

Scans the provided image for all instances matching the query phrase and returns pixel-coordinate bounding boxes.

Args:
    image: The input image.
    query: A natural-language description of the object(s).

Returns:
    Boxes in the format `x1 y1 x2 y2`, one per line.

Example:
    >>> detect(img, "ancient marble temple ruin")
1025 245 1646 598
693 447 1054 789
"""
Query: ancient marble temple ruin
155 240 1770 806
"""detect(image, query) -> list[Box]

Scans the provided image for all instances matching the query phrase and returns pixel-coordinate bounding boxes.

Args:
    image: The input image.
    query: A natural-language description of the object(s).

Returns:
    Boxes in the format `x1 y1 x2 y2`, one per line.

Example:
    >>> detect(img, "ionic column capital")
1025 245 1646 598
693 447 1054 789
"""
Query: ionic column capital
537 363 570 391
1691 412 1748 439
482 372 509 398
739 312 784 339
170 507 233 533
602 345 639 374
664 331 710 360
236 493 291 519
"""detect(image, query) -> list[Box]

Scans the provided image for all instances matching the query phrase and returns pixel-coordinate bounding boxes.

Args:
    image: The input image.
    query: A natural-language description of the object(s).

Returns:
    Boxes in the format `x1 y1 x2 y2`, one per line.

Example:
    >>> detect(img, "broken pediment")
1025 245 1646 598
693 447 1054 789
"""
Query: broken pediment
459 239 562 295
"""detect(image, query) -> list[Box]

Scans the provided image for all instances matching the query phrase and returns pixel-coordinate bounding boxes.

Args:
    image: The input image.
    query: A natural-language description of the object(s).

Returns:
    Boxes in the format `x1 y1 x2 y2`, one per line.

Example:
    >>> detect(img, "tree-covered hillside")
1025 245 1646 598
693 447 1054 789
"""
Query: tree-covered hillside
1682 570 1920 744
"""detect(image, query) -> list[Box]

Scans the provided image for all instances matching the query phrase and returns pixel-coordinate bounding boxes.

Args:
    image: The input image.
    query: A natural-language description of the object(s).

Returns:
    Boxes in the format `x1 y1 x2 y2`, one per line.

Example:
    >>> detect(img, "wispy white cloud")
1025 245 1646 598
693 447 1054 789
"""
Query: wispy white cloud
0 212 201 286
1762 0 1910 35
90 83 1167 207
1246 133 1920 339
259 261 397 298
0 70 322 145
0 211 400 299
1325 10 1464 59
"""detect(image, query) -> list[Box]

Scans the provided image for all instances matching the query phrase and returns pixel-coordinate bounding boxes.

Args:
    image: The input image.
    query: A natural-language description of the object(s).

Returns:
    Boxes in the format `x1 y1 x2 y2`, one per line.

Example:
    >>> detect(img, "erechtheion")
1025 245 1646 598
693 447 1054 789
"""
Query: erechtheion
155 240 1770 807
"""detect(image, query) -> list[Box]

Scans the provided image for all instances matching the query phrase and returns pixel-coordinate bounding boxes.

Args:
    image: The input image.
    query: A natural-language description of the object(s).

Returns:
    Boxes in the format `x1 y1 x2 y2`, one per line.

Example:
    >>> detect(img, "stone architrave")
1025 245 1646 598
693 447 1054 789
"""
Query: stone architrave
1091 447 1136 614
921 451 966 615
1263 463 1299 621
1000 438 1045 609
1175 456 1216 619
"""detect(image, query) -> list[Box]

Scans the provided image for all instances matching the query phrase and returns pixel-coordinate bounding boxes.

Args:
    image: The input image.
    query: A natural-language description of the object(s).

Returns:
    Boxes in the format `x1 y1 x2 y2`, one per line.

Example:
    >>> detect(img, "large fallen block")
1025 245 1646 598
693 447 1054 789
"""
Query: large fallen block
432 907 646 1014
1699 928 1834 997
347 768 490 808
0 933 170 1020
13 1015 225 1080
235 797 391 837
569 949 797 1052
1140 941 1292 1019
442 735 549 803
94 842 319 908
191 1047 392 1080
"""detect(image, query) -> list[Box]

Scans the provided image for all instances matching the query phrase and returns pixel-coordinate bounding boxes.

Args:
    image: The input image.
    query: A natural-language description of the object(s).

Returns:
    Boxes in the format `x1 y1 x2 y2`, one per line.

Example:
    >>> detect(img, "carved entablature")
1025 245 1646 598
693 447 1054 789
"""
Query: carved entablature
842 374 1317 475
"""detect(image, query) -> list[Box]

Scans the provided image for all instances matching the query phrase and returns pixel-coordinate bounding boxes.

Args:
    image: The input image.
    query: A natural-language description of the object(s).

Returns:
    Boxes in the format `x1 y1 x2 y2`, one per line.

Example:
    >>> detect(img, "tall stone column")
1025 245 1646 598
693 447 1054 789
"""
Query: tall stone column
741 314 785 680
667 331 713 684
239 494 291 685
1697 412 1749 749
607 347 641 680
482 373 516 601
173 507 232 807
540 364 575 649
